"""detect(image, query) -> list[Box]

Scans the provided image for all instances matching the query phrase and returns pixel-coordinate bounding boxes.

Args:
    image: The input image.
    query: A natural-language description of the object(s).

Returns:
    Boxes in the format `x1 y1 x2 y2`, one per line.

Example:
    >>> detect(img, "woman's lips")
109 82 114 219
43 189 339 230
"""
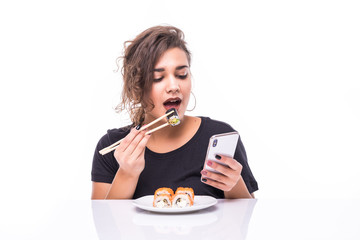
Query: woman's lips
163 98 182 111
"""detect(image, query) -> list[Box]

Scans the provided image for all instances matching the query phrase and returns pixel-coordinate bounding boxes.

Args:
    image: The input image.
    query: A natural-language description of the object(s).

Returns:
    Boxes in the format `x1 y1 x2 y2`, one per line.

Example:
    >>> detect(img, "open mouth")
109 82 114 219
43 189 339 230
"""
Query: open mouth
163 97 182 110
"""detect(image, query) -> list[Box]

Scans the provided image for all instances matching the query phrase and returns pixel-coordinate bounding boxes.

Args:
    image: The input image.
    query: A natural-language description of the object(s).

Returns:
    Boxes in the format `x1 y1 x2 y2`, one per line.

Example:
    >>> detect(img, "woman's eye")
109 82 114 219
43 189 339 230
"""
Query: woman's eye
177 73 188 79
153 77 164 82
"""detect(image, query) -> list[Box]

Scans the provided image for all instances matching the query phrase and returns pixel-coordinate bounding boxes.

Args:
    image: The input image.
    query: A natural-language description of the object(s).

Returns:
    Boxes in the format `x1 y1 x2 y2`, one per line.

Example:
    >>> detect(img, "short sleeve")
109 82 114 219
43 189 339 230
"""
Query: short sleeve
234 136 259 193
91 133 120 184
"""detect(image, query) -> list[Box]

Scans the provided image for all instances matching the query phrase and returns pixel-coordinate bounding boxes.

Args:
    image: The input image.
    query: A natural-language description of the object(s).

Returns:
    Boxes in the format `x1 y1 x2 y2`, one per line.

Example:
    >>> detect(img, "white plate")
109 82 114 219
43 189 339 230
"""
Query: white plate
133 195 217 213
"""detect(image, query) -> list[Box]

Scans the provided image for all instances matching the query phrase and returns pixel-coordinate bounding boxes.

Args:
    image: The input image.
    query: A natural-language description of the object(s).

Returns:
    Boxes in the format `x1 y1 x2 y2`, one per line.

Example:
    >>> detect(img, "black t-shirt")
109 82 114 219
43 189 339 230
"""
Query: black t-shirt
91 116 258 199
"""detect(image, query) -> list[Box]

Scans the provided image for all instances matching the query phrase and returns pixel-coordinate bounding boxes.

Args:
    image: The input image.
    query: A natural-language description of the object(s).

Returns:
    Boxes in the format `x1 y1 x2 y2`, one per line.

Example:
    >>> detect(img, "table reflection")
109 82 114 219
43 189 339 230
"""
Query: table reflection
92 199 257 240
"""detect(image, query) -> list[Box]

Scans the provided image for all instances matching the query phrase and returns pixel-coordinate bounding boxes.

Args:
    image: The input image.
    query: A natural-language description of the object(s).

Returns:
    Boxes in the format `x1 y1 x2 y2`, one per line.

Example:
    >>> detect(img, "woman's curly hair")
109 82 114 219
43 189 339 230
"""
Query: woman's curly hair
115 25 191 126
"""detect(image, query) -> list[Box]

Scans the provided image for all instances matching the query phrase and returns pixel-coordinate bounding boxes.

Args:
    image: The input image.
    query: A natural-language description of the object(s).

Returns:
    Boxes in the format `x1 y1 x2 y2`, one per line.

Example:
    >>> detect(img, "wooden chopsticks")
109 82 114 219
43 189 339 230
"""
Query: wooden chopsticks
99 110 175 155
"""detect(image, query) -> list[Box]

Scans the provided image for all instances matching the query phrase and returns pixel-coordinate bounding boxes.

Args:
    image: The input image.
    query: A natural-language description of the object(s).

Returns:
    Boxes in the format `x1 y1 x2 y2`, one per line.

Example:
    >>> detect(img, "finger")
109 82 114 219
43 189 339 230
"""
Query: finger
132 134 151 160
117 127 142 152
201 177 228 191
215 155 242 171
206 160 232 177
201 169 227 184
124 130 148 156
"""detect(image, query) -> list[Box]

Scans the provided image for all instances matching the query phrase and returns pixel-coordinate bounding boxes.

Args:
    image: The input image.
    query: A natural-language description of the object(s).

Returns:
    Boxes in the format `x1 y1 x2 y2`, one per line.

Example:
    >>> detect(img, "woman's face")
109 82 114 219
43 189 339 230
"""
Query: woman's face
145 47 191 123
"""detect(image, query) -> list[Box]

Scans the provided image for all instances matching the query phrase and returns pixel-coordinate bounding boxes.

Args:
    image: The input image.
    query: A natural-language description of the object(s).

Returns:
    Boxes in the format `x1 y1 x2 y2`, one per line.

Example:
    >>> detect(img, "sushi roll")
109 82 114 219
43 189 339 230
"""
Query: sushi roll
166 108 181 126
154 187 174 197
172 192 194 208
175 187 194 202
153 194 172 208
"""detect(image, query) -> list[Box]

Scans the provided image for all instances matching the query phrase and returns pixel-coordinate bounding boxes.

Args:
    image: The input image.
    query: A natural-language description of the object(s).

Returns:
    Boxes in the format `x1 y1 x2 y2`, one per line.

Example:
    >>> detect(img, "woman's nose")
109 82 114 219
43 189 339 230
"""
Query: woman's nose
166 75 180 93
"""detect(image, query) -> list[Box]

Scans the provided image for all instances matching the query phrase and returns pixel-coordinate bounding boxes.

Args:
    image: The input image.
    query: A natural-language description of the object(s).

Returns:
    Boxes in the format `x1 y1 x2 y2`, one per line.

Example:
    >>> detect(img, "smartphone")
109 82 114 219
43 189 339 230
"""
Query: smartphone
203 132 239 173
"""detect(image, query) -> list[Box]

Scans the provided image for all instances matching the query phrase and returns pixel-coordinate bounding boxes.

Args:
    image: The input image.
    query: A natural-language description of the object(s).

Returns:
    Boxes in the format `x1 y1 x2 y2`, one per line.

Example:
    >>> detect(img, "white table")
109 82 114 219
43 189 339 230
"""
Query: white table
4 199 360 239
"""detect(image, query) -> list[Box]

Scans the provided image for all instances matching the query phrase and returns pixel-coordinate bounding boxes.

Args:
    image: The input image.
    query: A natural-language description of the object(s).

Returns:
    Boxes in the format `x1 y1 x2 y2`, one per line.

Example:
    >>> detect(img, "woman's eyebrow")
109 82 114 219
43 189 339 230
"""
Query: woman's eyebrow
153 65 189 72
153 68 164 72
175 65 189 70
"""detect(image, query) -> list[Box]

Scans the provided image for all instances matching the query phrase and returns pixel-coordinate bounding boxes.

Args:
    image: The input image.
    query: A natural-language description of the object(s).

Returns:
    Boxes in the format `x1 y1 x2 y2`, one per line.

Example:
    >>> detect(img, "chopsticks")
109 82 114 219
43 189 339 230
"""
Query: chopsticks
99 110 175 155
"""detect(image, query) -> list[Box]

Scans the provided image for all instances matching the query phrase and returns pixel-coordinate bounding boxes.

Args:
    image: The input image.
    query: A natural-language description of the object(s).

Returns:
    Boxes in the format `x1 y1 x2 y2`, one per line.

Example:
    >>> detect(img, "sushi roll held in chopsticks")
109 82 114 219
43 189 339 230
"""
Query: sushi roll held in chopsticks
166 108 180 126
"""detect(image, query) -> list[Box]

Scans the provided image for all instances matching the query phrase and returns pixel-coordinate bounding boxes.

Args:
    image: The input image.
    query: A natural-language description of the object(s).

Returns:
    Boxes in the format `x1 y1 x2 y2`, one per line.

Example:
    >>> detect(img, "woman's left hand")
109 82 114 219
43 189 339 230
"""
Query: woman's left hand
200 155 243 192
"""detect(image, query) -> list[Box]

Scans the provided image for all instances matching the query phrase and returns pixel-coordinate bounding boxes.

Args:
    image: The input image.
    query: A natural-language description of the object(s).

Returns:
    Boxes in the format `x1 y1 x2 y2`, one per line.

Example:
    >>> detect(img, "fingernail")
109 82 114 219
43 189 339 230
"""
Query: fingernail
215 155 221 160
201 170 207 175
135 124 141 130
207 161 212 166
201 178 207 182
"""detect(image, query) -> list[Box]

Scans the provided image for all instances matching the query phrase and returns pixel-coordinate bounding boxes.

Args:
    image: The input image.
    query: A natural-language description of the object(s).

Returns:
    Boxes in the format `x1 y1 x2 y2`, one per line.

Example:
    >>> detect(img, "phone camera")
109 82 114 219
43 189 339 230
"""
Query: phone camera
213 139 218 147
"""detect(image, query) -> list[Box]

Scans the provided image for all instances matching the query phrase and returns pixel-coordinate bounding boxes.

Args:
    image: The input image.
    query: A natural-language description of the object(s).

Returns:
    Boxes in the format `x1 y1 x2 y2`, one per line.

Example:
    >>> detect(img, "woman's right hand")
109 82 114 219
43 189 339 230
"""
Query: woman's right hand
113 126 151 178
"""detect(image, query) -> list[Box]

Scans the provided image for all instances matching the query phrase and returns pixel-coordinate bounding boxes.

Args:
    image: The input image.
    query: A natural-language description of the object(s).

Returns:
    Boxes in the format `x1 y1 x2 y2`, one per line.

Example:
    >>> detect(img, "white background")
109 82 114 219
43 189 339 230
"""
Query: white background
0 0 359 238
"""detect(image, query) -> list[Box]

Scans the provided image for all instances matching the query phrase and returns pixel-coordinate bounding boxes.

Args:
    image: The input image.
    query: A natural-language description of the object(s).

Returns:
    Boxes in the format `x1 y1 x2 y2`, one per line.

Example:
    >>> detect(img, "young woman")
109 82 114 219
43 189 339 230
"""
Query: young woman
91 25 258 199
